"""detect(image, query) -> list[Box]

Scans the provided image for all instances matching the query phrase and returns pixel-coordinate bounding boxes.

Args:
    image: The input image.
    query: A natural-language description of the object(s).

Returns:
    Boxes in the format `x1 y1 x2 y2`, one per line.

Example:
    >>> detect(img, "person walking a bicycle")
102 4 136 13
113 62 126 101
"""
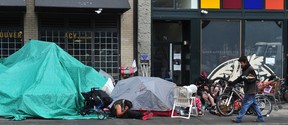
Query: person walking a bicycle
229 55 264 123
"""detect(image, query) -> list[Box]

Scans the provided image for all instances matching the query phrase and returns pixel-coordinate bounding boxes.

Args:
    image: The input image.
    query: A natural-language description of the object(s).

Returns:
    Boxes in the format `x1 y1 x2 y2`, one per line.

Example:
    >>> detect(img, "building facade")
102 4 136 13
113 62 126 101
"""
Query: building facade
140 0 288 85
0 0 134 81
1 0 287 85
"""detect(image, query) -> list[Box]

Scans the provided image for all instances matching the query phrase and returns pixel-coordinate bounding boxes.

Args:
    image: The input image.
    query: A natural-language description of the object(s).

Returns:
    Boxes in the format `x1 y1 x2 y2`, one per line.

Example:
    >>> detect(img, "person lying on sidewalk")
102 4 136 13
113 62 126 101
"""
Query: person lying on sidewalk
109 99 153 120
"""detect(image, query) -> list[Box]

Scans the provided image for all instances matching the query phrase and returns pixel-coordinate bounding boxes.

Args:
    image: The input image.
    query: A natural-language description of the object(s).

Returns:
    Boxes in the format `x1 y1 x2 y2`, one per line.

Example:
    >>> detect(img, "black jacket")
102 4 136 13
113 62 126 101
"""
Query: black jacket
231 64 257 94
193 77 210 92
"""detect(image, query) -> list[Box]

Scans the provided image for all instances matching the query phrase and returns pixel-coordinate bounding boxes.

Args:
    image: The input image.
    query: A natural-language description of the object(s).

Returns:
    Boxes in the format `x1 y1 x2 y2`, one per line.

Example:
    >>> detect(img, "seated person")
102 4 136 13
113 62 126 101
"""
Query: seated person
109 99 153 120
211 81 223 97
193 71 216 109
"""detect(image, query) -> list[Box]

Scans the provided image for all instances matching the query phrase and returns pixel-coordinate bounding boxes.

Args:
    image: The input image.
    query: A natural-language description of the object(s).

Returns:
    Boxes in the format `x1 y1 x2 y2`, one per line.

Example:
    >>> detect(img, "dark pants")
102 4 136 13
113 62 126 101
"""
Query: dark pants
118 110 144 119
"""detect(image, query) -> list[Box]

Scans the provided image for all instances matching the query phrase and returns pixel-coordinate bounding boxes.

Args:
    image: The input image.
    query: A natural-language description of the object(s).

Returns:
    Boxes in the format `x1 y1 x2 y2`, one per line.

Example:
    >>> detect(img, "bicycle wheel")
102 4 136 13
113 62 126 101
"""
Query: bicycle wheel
216 94 235 116
256 95 272 117
283 88 288 102
96 110 107 120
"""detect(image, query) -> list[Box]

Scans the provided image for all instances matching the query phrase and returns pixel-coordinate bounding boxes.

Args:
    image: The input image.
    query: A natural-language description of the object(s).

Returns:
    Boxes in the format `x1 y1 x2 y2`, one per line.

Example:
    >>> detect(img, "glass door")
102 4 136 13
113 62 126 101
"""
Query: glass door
152 43 182 85
152 44 170 79
152 21 184 85
171 43 182 85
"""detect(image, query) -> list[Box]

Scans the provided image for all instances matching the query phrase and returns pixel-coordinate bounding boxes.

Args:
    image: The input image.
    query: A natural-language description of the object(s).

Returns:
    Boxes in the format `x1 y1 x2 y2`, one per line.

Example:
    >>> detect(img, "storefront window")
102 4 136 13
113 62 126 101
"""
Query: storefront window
201 0 220 9
222 0 242 9
0 30 23 58
176 0 198 9
94 31 119 80
39 15 121 81
201 20 241 75
40 30 120 81
245 21 283 77
244 0 264 9
0 16 24 58
153 0 198 9
152 0 174 8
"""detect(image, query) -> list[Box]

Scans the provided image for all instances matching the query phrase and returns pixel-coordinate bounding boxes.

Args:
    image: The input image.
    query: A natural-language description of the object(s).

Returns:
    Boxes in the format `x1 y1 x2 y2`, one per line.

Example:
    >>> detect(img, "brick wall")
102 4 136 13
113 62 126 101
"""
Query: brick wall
120 0 152 77
120 0 134 68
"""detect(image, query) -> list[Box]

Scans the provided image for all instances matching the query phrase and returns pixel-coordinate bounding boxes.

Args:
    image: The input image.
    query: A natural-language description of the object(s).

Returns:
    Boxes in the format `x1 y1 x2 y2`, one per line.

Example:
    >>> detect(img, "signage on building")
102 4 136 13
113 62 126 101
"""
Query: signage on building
140 54 149 63
65 32 90 42
0 31 22 39
65 32 77 39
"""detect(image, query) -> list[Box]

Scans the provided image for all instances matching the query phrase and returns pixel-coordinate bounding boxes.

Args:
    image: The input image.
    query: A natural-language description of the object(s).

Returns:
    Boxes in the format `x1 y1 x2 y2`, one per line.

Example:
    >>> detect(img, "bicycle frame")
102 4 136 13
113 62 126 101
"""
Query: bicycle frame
225 86 244 107
217 83 272 116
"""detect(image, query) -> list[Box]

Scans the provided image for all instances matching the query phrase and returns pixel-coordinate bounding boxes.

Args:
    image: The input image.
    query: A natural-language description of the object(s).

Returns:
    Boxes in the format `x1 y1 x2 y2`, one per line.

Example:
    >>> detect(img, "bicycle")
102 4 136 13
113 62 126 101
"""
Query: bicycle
257 77 286 111
216 82 272 117
282 88 288 102
279 79 288 102
210 77 230 98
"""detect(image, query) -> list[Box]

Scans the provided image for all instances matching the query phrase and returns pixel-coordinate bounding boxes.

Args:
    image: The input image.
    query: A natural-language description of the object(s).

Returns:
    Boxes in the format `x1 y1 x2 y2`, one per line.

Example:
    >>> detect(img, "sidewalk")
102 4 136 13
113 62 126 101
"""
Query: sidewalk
0 103 287 125
280 101 288 109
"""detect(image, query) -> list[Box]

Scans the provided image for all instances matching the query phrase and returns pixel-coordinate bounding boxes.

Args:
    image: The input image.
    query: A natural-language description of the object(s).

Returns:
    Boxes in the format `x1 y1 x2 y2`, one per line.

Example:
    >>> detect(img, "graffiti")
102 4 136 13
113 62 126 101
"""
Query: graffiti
208 54 274 82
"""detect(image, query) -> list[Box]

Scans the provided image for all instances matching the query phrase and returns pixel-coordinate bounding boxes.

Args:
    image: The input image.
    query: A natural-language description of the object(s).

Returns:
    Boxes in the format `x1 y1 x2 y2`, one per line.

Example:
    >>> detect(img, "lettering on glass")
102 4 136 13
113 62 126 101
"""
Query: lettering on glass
65 32 89 42
0 31 22 39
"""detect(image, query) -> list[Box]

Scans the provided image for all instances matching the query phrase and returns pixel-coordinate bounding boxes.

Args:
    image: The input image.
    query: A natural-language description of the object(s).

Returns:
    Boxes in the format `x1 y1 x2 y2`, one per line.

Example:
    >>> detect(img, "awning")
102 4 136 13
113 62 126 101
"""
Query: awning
0 0 26 12
35 0 130 13
0 0 25 6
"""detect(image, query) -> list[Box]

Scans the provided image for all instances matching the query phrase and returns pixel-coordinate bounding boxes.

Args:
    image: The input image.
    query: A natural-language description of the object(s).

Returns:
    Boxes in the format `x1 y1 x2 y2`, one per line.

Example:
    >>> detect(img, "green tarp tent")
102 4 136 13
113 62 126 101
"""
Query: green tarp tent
0 40 108 120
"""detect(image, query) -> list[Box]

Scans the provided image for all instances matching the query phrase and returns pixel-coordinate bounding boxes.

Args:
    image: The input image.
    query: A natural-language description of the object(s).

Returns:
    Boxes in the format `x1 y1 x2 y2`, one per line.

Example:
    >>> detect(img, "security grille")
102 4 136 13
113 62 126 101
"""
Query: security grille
39 15 121 81
0 16 24 58
94 31 119 80
0 30 23 58
39 30 120 81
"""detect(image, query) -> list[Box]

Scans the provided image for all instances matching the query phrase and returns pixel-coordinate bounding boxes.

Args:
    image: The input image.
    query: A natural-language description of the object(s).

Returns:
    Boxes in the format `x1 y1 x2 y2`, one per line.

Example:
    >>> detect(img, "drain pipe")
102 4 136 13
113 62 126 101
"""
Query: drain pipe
133 0 138 76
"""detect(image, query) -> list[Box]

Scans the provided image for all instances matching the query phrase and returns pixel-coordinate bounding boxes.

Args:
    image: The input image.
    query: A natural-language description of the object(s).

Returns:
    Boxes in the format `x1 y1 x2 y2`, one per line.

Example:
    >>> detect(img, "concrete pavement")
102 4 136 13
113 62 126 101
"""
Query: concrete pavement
1 103 288 125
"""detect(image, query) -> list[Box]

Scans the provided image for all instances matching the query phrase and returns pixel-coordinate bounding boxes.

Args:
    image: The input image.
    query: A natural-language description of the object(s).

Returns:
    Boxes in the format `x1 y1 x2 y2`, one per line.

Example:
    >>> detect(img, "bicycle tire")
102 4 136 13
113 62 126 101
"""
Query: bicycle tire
256 95 272 117
97 110 107 120
283 88 288 102
216 94 235 116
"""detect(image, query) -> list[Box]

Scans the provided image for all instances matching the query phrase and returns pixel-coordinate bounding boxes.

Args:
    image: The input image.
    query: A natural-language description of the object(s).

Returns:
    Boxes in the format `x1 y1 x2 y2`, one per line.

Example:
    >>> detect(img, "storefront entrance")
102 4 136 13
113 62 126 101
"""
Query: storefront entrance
151 21 191 85
152 43 183 85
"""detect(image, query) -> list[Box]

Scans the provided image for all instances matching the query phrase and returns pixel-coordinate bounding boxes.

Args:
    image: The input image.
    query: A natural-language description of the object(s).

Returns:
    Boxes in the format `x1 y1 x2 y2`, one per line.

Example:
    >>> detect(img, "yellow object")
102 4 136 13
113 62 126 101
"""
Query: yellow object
201 0 220 9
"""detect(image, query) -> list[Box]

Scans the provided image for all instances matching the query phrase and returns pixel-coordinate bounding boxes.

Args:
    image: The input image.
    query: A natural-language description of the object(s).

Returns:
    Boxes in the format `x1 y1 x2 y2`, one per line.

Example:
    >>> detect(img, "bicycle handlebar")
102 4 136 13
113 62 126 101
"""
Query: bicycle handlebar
236 83 244 87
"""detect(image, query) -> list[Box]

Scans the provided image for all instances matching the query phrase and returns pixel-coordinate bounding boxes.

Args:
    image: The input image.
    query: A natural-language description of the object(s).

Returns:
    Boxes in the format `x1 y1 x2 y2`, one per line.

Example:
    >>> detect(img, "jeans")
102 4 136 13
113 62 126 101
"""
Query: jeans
236 94 264 121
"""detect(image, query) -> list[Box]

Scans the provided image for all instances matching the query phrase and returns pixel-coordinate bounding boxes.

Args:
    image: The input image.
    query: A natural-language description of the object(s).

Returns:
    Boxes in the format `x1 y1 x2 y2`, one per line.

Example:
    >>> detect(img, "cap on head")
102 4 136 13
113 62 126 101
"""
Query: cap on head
201 71 207 78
